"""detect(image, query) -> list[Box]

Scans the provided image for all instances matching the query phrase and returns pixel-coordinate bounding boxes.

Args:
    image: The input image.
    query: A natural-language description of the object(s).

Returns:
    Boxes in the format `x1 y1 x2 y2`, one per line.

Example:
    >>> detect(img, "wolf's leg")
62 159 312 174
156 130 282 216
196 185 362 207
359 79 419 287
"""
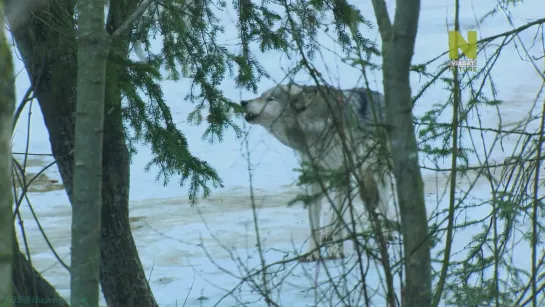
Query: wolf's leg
375 171 396 241
322 170 350 244
321 201 338 243
374 172 390 219
325 193 345 259
300 183 323 262
355 162 388 240
360 166 396 242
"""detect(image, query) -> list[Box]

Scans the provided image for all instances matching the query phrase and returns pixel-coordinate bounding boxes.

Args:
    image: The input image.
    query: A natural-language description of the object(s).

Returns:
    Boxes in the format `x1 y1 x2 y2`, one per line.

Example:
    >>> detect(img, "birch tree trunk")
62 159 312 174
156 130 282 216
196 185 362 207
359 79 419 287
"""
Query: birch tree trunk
0 2 15 306
370 0 432 306
70 0 109 305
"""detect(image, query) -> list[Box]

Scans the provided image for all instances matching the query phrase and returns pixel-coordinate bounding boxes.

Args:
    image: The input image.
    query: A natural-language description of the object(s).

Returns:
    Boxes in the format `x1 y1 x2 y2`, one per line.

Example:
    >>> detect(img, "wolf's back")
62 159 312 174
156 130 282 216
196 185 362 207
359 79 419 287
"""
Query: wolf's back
340 88 386 130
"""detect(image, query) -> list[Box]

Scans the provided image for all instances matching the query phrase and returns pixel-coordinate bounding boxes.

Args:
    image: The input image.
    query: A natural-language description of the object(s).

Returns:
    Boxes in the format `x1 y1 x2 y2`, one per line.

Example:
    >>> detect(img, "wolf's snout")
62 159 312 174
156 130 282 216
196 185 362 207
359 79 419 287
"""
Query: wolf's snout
241 99 260 122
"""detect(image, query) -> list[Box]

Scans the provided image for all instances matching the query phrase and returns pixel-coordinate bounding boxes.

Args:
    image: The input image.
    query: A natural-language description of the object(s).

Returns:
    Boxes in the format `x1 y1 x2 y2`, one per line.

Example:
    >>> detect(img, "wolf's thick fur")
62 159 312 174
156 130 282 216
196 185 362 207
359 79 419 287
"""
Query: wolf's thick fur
241 83 396 261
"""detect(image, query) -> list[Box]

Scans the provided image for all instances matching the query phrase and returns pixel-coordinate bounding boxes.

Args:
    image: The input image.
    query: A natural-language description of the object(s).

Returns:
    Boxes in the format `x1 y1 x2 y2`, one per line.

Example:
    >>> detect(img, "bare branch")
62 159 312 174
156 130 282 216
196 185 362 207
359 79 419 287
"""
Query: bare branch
12 58 45 131
110 0 155 39
370 0 392 41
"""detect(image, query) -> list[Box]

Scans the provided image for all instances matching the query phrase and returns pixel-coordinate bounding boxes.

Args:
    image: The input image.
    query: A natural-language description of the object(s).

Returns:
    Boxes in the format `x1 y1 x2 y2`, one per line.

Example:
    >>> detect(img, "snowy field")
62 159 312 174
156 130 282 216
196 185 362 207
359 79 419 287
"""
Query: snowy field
9 0 545 306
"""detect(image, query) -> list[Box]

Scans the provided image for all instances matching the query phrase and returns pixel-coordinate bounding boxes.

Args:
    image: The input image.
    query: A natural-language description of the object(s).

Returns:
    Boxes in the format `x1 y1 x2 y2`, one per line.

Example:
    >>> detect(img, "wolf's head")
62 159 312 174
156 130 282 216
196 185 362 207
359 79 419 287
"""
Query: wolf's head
240 82 319 128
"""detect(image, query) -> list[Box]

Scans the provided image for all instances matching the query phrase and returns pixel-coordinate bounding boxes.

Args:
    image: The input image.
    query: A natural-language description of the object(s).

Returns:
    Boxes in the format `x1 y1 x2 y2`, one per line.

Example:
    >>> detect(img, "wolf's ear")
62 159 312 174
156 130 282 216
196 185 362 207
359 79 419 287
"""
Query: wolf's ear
289 85 318 113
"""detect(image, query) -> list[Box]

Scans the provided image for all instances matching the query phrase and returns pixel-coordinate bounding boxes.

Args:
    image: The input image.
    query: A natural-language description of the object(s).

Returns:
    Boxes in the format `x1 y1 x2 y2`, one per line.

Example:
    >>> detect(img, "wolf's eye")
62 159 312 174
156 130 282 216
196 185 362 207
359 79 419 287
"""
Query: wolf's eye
266 97 275 102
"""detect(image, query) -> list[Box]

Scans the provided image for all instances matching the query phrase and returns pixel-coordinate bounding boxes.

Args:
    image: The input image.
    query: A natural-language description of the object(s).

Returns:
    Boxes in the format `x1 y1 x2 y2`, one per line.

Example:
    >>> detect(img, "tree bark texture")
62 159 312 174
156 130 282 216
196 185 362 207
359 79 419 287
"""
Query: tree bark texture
0 1 15 305
5 0 158 305
371 0 433 306
96 0 159 305
70 0 108 305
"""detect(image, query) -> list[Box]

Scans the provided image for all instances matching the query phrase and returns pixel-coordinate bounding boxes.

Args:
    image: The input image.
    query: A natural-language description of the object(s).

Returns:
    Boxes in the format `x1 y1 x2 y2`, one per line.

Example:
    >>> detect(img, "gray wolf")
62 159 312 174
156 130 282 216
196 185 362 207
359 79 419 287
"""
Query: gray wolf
241 82 396 261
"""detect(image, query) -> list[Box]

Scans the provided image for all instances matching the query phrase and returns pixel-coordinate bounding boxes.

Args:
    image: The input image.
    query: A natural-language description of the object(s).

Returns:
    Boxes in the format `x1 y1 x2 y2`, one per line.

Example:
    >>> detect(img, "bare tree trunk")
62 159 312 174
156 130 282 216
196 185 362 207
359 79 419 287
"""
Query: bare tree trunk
70 0 109 305
5 0 158 305
97 1 158 305
370 0 432 306
0 1 15 304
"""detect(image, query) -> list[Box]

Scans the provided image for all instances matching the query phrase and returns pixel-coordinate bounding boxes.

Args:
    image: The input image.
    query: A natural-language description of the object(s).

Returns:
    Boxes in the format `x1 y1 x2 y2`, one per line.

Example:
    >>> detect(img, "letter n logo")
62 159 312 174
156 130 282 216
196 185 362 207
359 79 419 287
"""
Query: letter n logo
448 31 477 60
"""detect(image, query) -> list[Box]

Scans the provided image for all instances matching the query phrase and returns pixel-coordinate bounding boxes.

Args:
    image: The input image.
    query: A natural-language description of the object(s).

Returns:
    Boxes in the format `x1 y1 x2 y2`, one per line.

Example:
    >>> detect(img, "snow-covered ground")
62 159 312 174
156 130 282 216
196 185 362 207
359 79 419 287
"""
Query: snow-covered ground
9 0 545 306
